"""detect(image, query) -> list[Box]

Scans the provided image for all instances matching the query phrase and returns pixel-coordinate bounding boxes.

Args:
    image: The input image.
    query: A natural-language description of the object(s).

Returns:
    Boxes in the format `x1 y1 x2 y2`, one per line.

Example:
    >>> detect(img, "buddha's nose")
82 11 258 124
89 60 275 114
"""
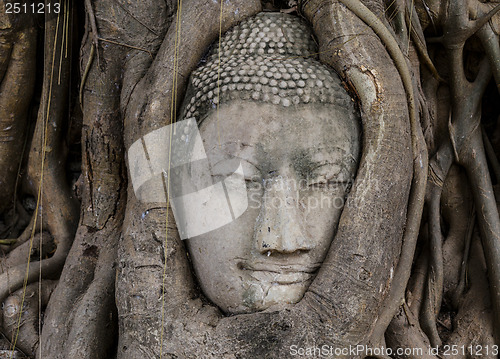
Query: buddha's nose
254 175 314 254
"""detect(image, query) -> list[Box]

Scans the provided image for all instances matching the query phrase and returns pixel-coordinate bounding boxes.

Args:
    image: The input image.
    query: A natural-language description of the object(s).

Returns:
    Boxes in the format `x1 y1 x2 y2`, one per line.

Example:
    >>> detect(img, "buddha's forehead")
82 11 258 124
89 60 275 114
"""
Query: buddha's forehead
199 102 359 168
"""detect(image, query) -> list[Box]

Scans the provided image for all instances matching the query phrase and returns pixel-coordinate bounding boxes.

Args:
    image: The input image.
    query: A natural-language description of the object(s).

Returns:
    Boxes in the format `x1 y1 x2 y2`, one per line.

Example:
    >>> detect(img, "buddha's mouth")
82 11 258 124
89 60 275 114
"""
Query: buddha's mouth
237 261 320 285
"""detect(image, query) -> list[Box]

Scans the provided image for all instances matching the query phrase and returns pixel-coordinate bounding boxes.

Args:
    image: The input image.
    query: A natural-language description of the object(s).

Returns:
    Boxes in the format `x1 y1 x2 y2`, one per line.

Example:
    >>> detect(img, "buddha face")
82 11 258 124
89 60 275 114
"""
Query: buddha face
185 101 360 314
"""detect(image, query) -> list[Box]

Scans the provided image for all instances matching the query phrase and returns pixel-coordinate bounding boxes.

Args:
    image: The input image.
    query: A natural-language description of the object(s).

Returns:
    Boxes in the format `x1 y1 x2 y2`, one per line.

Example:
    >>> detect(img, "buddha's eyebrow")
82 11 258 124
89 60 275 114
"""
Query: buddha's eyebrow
311 146 358 163
205 141 253 151
206 141 261 171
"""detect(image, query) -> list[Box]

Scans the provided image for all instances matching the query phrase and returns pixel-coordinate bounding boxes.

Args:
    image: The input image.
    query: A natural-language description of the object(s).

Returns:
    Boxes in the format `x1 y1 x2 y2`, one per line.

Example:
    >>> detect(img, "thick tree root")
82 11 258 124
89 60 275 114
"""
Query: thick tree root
459 128 500 340
0 15 37 214
0 235 73 339
38 1 126 356
2 281 57 356
323 0 429 346
0 1 79 349
40 226 121 359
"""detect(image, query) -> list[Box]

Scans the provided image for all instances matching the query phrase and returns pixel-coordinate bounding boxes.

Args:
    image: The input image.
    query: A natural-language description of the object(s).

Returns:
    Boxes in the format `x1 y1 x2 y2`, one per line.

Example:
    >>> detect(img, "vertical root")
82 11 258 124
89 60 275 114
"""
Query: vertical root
482 127 500 182
460 129 500 341
451 207 475 309
420 184 444 347
0 20 37 214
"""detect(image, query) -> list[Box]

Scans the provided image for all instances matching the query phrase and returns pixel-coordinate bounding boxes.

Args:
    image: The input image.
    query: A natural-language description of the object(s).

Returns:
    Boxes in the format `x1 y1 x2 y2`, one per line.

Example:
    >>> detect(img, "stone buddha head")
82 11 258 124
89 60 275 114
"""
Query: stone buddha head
178 12 361 314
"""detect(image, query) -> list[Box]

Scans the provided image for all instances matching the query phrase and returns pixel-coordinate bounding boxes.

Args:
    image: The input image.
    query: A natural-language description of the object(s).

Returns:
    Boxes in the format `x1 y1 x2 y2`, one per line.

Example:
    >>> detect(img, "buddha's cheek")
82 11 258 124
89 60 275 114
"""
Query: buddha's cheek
184 213 255 311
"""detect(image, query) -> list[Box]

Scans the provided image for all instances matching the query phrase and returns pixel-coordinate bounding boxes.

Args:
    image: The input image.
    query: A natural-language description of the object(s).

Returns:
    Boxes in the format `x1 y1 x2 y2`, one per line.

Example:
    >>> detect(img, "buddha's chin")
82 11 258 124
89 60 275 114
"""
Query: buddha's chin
221 280 312 315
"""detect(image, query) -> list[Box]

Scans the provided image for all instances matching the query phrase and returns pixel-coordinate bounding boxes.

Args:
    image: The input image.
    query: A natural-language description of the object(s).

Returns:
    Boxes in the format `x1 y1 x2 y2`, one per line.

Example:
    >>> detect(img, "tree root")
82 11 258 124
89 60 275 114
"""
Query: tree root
451 207 475 309
2 281 57 357
406 244 429 316
40 226 122 359
79 44 94 109
0 215 46 254
38 1 126 355
386 304 439 359
482 127 500 182
445 232 497 358
0 232 55 276
387 0 500 349
372 123 427 345
405 2 443 82
405 140 452 345
64 248 118 359
83 0 100 67
459 127 500 341
0 15 37 215
326 0 429 346
439 0 500 339
477 22 500 92
418 0 500 343
0 232 73 338
0 2 79 347
0 40 12 85
420 183 444 347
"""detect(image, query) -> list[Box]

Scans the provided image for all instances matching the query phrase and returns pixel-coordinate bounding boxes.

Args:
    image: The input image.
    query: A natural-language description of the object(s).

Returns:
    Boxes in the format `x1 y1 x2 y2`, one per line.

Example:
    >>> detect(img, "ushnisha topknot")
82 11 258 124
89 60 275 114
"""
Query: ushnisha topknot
180 12 355 122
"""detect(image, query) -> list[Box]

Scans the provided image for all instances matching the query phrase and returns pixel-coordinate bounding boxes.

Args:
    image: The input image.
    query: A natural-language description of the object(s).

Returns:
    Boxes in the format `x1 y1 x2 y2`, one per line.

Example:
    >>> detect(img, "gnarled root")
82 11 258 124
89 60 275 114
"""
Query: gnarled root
0 232 55 277
0 1 79 349
38 1 126 356
2 281 57 357
0 11 36 215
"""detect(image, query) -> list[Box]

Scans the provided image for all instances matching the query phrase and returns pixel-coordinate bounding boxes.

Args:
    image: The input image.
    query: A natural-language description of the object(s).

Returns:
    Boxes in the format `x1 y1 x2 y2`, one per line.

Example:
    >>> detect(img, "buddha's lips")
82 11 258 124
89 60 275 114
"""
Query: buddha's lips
238 261 320 284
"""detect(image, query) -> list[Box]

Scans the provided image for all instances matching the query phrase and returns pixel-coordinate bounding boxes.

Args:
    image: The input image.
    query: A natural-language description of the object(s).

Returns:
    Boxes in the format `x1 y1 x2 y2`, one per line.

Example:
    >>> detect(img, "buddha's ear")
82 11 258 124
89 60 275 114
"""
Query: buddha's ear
299 0 426 349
